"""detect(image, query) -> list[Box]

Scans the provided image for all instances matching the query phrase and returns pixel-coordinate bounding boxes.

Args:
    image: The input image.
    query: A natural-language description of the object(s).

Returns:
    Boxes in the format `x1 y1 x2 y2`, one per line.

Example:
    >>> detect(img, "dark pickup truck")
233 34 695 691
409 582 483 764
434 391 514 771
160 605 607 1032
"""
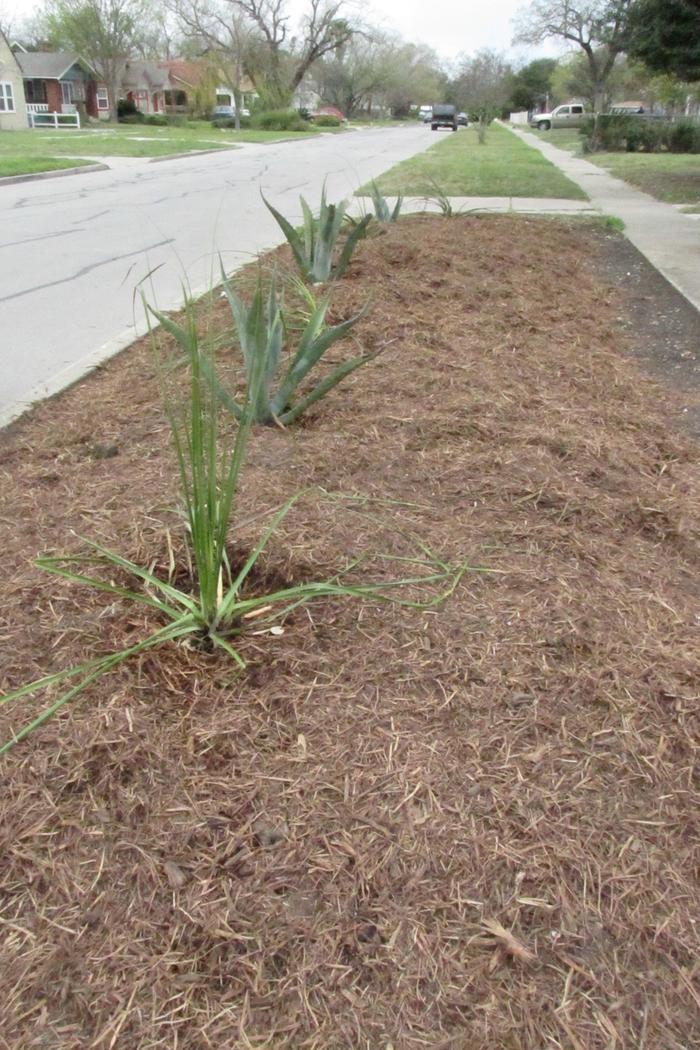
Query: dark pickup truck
431 104 458 132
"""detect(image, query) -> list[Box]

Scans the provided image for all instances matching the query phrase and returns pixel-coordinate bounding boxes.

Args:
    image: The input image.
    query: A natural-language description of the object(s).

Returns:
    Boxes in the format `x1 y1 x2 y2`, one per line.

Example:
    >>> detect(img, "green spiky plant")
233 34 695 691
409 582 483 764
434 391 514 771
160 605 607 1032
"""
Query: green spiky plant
369 181 403 222
263 186 371 284
0 297 470 756
214 269 374 426
422 176 456 217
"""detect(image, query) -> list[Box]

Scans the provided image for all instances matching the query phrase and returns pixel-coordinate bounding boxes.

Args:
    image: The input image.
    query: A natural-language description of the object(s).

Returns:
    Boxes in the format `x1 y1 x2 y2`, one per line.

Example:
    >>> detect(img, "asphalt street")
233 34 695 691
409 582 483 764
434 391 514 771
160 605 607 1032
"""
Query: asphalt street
0 125 433 425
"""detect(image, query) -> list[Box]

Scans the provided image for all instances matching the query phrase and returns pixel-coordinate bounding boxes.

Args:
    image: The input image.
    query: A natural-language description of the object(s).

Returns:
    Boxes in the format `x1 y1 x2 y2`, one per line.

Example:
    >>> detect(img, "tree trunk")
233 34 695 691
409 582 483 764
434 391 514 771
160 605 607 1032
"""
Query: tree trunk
234 55 242 130
109 77 120 122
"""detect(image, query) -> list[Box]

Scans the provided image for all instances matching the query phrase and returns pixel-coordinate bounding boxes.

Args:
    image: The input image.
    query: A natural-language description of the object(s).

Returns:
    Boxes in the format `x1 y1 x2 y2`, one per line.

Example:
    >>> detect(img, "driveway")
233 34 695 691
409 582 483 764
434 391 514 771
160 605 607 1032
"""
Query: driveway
0 126 433 426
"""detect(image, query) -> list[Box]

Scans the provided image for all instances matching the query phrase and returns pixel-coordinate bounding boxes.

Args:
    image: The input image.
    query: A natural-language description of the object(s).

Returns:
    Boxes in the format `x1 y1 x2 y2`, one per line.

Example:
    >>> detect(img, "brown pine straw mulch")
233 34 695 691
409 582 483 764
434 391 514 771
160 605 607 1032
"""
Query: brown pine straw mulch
1 216 699 1049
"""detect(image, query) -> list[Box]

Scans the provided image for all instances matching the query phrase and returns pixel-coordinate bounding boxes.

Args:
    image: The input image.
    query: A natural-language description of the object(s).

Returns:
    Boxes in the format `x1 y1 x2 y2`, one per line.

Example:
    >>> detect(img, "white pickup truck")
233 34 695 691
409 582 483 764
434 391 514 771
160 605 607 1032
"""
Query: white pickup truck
529 103 589 130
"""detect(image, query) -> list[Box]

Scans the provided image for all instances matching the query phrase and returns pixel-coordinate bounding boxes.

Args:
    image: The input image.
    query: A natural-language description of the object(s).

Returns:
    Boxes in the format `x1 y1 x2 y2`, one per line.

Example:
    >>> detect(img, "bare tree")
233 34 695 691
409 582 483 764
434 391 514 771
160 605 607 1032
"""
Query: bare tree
175 0 356 107
172 0 252 124
0 5 14 37
450 50 512 141
236 0 354 101
513 0 632 112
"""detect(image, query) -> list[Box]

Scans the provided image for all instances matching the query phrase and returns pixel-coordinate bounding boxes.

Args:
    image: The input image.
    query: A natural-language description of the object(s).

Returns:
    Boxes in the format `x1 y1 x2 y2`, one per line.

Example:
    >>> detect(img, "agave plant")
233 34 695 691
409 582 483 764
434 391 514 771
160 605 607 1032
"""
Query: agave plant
0 297 469 755
263 186 371 284
216 270 373 426
369 181 403 222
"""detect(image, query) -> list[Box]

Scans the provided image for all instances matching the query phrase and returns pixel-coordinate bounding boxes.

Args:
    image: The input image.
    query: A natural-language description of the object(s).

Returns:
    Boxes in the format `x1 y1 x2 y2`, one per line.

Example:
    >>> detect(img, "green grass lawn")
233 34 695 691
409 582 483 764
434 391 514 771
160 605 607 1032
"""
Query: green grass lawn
586 152 700 205
527 127 585 153
361 123 587 199
0 155 95 178
528 125 700 205
0 122 323 175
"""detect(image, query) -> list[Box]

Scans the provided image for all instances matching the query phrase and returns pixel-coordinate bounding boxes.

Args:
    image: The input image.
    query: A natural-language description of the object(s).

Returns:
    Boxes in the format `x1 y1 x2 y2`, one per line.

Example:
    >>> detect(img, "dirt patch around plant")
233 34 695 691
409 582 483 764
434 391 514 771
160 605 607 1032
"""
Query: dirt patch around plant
1 216 698 1049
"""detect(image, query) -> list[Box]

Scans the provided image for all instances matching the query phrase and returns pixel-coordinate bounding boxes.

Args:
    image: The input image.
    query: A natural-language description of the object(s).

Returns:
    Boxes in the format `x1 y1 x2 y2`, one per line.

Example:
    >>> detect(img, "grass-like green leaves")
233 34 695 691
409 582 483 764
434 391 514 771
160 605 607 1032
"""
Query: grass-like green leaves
0 296 471 756
263 186 371 283
217 270 374 426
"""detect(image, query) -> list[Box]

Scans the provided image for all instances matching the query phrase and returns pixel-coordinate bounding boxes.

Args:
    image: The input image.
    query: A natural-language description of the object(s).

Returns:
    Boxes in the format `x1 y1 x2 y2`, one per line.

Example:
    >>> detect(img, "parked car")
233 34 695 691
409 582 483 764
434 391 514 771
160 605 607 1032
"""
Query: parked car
457 112 468 126
311 106 346 122
210 104 250 122
431 104 458 132
529 103 588 130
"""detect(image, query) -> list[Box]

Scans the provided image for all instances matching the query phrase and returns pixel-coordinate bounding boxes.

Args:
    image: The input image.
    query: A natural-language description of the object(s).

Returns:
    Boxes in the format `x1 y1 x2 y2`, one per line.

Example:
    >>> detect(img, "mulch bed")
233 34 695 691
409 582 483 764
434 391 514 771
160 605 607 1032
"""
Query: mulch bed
1 216 698 1049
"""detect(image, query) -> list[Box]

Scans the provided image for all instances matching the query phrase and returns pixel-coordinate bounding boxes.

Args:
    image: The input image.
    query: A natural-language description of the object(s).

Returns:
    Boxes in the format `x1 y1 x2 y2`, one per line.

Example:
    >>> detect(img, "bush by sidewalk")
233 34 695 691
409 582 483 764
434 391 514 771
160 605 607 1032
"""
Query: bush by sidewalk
581 114 700 154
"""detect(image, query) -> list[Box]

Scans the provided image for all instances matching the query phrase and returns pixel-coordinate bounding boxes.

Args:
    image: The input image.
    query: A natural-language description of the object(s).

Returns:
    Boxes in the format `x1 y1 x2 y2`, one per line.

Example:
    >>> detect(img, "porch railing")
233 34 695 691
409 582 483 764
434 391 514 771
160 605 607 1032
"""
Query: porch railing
29 110 81 130
26 103 49 113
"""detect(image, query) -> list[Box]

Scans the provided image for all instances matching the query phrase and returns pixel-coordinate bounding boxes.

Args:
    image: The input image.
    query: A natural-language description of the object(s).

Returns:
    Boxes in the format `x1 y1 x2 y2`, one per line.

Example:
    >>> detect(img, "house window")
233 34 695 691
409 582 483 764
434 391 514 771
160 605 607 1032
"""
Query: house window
97 87 109 110
0 82 15 112
60 81 73 105
25 79 47 104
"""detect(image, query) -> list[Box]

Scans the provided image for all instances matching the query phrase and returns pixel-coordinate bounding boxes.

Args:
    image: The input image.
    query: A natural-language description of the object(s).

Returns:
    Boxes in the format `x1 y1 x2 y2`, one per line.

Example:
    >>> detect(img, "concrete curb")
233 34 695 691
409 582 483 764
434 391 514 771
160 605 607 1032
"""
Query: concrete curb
0 162 109 187
0 273 221 431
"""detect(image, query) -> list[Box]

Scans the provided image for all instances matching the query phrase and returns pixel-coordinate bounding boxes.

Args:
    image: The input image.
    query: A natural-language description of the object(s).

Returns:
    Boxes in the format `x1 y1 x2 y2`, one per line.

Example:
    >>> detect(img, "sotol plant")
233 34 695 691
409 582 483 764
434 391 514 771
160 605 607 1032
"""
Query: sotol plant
216 270 374 426
0 297 469 755
263 186 371 283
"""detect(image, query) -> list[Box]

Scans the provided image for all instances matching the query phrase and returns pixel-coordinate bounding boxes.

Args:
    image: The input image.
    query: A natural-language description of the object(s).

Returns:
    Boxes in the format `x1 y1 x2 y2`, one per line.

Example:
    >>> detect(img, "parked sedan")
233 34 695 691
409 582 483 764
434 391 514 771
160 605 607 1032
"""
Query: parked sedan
210 104 250 121
457 112 468 126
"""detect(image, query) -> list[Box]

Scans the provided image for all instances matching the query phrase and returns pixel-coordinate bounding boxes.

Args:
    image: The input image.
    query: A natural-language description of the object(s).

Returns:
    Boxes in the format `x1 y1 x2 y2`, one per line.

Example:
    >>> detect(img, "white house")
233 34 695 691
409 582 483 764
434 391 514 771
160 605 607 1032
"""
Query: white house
0 30 27 129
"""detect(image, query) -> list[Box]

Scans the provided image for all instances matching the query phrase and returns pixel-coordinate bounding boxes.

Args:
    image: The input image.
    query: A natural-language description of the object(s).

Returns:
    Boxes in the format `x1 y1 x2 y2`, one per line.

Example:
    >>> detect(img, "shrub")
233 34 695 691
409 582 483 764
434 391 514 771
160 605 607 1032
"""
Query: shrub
624 119 666 153
581 114 668 153
581 114 700 154
667 119 700 153
252 109 310 132
314 115 341 127
263 186 371 284
216 271 373 426
117 98 139 120
143 113 168 126
212 115 251 129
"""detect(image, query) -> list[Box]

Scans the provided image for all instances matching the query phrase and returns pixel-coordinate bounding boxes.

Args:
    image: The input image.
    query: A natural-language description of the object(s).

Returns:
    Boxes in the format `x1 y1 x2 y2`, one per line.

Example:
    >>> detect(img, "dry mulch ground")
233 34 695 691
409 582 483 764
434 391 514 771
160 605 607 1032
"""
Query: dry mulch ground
1 216 699 1049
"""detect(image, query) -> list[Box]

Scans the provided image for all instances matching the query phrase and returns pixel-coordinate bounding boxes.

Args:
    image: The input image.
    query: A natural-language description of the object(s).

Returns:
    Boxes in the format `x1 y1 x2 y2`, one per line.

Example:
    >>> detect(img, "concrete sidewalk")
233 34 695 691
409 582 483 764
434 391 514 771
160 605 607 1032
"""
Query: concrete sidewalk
511 126 700 312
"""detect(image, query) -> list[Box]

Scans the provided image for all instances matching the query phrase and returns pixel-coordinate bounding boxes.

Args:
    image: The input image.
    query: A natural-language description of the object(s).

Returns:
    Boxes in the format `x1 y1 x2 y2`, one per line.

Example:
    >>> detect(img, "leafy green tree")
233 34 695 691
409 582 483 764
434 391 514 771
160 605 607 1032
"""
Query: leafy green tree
45 0 147 120
508 57 557 111
627 0 700 81
514 0 633 112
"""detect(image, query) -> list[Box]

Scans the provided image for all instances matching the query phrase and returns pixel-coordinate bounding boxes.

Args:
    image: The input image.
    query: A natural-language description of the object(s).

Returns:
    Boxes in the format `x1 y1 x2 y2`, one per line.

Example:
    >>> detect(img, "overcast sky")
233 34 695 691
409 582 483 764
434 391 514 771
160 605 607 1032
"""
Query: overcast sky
2 0 559 65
